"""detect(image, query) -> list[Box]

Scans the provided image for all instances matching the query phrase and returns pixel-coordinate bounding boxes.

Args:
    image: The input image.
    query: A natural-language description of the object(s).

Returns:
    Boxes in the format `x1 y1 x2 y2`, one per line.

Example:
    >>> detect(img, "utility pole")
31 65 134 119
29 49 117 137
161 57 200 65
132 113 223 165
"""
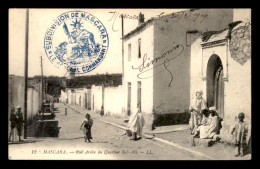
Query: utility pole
41 55 44 113
23 8 29 139
121 14 124 79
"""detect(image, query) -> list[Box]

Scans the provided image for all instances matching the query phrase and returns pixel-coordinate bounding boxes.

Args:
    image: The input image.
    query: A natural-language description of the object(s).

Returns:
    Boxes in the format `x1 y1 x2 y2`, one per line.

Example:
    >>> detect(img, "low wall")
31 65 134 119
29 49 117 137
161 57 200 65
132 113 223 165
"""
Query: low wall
153 110 190 127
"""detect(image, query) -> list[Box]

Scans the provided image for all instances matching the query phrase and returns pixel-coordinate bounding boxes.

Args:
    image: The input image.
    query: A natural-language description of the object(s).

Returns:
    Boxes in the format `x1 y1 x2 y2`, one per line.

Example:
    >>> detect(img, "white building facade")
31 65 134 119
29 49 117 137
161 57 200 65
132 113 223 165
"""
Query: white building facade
190 20 251 142
122 9 234 117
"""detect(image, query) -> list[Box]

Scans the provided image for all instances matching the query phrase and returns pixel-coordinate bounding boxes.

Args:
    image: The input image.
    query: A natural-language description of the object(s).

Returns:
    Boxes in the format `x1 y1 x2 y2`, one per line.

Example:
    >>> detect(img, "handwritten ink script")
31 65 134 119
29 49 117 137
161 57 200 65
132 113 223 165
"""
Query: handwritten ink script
159 10 208 23
108 11 139 32
108 10 208 32
132 42 184 87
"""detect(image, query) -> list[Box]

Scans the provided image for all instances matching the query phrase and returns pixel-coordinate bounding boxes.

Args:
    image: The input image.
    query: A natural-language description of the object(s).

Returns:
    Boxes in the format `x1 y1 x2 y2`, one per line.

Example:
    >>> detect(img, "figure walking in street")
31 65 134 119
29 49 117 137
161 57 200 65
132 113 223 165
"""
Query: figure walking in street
80 113 93 142
128 108 145 141
100 106 104 116
189 90 207 132
9 106 18 143
65 108 67 116
15 106 24 142
231 112 248 157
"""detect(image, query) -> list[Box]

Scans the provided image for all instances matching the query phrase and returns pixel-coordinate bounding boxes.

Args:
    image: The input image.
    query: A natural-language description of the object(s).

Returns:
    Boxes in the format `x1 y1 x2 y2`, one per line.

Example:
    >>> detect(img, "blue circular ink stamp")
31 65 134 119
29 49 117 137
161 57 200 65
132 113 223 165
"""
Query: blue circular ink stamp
44 11 109 74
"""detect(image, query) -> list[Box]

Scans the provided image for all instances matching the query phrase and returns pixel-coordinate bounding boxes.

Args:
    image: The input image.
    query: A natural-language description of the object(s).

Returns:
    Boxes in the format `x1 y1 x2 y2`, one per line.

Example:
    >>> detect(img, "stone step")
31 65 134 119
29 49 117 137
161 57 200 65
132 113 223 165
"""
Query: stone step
191 135 220 147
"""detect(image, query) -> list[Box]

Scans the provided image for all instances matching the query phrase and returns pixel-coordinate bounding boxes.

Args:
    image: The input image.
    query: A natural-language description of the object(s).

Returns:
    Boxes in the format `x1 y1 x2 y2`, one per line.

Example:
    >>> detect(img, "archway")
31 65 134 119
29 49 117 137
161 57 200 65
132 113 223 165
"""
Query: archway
206 54 224 118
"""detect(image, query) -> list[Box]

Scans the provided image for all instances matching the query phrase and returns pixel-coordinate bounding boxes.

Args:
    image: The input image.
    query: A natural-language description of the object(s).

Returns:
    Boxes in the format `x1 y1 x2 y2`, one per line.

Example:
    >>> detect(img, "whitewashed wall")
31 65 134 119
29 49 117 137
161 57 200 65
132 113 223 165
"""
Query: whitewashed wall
75 89 84 107
27 87 40 123
67 89 72 104
60 90 68 103
91 85 103 112
104 85 124 116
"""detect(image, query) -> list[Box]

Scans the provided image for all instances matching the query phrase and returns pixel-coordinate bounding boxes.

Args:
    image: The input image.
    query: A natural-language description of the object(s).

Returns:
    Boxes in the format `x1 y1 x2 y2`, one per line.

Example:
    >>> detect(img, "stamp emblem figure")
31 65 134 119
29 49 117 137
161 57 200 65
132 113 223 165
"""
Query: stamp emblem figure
44 11 109 74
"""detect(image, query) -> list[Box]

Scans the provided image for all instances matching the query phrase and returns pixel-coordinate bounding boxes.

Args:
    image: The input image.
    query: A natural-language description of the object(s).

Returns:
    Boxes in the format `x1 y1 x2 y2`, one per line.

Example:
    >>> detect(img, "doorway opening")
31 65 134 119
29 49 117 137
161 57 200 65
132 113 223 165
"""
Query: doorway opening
127 82 131 116
137 81 141 112
85 93 88 109
206 55 224 118
79 96 81 107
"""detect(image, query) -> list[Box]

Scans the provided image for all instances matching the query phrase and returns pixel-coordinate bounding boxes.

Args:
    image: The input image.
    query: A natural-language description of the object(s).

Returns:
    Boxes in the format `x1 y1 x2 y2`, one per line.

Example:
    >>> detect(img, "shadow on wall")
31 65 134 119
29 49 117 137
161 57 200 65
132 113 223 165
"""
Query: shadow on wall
153 110 190 127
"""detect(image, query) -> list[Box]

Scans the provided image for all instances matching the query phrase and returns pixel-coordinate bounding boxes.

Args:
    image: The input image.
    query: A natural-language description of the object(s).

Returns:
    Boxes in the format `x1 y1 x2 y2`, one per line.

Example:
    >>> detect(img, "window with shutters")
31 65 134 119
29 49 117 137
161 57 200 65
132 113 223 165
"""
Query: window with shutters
137 81 141 111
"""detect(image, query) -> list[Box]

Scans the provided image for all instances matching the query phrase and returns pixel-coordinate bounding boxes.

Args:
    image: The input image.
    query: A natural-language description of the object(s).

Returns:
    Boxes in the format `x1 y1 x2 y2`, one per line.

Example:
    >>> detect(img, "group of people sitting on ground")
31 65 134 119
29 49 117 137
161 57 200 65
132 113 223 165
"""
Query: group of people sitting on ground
191 108 220 139
189 90 249 157
189 90 220 139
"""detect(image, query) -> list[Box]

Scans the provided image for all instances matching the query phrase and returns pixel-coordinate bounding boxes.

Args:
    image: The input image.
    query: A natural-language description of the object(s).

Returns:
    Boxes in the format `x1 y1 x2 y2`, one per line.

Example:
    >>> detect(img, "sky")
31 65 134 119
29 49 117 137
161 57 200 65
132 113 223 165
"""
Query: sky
9 8 189 78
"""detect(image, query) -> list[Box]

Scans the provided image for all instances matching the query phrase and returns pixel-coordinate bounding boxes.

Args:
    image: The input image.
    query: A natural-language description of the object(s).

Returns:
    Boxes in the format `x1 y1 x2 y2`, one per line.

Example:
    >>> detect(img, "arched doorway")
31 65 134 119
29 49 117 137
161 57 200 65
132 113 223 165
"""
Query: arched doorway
206 55 224 118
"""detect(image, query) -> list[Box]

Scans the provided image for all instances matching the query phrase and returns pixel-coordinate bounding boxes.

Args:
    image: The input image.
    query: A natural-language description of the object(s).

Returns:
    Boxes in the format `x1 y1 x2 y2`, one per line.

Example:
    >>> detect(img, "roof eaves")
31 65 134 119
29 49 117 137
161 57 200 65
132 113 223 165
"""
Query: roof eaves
122 18 155 40
122 9 192 40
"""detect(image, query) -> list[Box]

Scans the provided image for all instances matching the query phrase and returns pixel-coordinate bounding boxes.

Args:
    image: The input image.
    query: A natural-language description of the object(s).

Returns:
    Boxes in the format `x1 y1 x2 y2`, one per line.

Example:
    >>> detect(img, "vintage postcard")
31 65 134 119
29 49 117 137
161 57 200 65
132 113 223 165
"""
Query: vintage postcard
8 8 251 160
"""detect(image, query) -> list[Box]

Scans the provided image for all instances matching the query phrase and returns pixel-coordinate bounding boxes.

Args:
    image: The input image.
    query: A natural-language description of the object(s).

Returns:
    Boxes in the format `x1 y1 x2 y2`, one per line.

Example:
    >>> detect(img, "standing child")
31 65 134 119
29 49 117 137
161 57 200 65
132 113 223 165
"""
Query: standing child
231 112 248 157
80 113 93 142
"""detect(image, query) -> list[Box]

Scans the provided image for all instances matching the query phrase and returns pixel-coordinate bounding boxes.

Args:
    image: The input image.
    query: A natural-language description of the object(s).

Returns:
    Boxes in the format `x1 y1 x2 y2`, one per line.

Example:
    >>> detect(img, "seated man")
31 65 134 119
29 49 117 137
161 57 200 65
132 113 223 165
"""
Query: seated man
192 109 211 136
199 109 220 139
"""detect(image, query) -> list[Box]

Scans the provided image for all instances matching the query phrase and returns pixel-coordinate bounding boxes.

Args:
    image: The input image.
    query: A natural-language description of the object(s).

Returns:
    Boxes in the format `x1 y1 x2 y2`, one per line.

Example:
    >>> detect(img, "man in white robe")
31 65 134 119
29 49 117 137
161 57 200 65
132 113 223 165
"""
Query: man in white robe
128 109 145 141
189 90 207 131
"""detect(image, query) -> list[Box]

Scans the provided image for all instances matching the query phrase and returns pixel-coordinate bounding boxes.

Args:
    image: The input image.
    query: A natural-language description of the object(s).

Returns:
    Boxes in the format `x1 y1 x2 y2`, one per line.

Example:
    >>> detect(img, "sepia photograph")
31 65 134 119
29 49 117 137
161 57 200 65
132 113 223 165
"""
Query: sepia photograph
8 8 251 160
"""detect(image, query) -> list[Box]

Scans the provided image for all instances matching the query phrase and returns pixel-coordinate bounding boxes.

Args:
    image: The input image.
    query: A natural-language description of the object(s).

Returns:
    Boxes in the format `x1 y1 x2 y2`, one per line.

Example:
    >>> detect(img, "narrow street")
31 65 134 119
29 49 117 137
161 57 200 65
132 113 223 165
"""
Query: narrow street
9 8 252 161
9 103 209 160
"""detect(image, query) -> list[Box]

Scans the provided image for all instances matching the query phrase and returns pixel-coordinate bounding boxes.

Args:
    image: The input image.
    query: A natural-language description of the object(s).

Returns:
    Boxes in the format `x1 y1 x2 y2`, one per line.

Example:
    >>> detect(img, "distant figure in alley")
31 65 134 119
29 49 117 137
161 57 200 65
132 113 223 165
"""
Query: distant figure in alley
80 113 93 142
128 108 145 141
